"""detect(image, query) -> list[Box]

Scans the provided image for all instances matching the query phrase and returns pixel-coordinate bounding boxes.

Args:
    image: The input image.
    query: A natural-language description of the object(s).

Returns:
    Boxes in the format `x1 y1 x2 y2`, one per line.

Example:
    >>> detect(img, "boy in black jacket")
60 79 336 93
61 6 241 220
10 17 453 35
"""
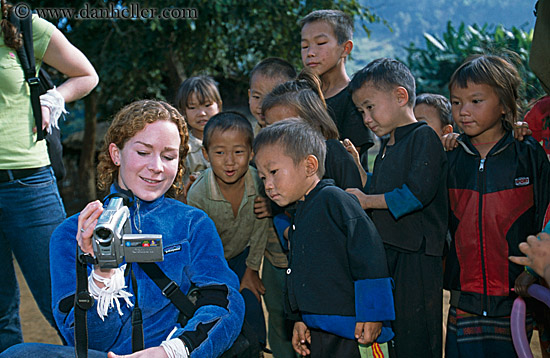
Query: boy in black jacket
347 58 448 358
253 118 394 358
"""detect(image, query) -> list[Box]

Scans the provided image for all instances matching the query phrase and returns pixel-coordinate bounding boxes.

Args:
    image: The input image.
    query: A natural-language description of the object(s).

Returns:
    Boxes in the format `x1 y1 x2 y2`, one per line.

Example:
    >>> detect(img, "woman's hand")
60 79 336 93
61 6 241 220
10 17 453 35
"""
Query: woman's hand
77 200 104 255
108 347 168 358
513 121 532 141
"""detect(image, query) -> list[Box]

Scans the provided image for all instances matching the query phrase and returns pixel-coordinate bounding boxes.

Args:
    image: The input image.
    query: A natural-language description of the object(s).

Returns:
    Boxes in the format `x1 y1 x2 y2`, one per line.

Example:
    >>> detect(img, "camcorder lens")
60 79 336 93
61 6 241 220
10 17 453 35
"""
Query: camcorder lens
95 228 113 245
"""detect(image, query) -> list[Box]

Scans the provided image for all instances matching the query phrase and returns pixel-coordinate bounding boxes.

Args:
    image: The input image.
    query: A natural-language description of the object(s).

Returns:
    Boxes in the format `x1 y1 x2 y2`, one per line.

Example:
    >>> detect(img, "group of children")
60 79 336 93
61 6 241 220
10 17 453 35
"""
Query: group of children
169 8 550 358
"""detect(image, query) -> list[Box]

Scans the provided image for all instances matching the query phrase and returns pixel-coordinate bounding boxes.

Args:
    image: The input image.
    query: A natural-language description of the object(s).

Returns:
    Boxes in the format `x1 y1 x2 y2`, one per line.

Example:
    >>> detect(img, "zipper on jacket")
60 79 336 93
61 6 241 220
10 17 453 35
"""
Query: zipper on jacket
133 199 143 234
478 158 488 316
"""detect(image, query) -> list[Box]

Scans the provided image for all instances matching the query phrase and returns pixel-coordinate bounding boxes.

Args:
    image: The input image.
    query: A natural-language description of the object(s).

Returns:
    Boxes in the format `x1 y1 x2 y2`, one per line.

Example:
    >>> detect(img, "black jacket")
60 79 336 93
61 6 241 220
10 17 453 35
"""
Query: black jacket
368 122 448 256
444 132 550 317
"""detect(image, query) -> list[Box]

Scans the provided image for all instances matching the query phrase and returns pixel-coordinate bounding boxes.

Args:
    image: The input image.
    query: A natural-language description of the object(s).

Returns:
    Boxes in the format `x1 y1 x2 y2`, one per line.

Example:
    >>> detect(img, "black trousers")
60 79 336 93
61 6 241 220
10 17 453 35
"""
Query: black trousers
309 328 360 358
385 245 443 358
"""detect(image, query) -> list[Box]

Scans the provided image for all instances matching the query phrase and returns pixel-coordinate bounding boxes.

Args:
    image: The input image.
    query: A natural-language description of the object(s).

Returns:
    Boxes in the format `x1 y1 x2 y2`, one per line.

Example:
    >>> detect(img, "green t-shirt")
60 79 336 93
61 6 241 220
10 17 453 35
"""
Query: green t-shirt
0 15 55 169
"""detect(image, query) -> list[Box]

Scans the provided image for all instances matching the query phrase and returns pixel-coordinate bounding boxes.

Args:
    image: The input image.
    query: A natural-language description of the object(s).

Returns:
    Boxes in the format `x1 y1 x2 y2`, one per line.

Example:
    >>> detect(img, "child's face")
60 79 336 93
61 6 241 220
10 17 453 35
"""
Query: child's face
264 105 299 126
204 128 252 187
414 103 446 138
255 144 312 207
301 20 347 77
450 82 505 142
185 93 220 134
352 83 400 138
249 74 286 127
110 120 180 202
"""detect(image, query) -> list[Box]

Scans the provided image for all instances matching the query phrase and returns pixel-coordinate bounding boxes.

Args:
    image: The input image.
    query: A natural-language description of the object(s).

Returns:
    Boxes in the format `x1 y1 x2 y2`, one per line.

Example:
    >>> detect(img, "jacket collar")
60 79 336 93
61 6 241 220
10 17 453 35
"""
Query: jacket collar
457 130 514 157
108 182 165 214
393 121 426 142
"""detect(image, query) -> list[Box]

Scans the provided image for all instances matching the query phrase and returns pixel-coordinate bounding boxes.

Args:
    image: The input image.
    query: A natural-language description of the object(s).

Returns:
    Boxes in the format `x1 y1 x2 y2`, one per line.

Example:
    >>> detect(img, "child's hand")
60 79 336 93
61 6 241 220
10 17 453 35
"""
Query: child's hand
355 321 382 345
292 321 311 356
254 196 272 219
513 121 532 141
441 133 460 151
239 267 265 302
346 188 369 209
342 138 360 162
510 233 550 281
514 270 537 297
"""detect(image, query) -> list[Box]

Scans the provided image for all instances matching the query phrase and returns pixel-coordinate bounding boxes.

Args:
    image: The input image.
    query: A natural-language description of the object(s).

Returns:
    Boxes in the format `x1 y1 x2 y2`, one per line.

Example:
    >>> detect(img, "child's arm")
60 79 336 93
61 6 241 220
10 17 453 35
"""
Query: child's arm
242 203 271 300
345 189 387 210
342 138 369 187
292 321 311 356
354 132 446 219
355 322 382 345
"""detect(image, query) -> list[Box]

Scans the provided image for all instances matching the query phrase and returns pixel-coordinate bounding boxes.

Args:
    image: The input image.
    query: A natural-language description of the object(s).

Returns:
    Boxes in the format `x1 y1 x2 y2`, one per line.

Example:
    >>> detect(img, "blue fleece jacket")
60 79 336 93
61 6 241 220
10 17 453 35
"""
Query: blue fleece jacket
50 185 245 357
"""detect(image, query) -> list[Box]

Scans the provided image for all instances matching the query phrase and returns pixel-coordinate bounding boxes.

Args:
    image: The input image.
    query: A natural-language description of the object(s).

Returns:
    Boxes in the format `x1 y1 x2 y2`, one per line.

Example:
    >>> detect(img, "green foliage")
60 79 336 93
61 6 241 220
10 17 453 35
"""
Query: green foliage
403 21 544 104
35 0 382 119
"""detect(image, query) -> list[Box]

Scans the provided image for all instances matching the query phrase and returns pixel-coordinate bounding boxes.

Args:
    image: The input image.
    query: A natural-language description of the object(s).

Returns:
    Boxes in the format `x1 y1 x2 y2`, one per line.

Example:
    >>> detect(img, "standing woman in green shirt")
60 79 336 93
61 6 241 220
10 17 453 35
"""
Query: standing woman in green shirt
0 1 98 351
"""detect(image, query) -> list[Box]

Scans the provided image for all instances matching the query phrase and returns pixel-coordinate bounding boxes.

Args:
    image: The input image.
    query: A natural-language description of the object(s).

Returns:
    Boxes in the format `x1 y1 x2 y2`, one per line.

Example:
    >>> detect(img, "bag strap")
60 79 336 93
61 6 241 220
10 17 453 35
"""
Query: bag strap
138 263 197 318
9 10 44 141
129 267 144 353
74 246 96 358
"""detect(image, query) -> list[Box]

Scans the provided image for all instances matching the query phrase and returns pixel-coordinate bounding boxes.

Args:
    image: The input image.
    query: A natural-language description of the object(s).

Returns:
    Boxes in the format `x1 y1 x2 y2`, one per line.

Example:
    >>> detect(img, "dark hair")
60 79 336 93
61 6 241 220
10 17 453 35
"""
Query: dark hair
249 57 296 86
415 93 453 126
350 58 416 107
448 54 520 130
253 118 326 177
1 0 23 49
97 100 189 194
261 69 339 140
174 76 223 119
203 111 254 151
299 9 353 44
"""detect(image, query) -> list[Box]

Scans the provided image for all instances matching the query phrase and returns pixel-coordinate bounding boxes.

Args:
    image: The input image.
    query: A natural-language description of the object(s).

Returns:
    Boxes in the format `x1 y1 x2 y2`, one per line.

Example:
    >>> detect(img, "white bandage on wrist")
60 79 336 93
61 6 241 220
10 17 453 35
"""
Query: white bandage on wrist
160 338 189 358
160 327 190 358
88 264 133 320
39 87 67 133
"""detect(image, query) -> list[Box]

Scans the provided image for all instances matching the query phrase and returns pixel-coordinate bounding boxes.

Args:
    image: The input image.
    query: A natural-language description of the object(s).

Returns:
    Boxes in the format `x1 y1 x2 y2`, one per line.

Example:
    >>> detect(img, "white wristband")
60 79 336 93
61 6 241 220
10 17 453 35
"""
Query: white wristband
39 87 67 133
88 264 133 320
161 338 189 358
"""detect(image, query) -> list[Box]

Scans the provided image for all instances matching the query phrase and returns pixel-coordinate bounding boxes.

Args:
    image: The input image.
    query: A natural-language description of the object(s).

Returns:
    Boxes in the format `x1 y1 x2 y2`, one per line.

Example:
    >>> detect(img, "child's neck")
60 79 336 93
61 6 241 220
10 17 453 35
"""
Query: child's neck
191 128 203 141
320 64 350 99
299 176 321 201
216 175 246 218
387 111 417 146
469 127 506 159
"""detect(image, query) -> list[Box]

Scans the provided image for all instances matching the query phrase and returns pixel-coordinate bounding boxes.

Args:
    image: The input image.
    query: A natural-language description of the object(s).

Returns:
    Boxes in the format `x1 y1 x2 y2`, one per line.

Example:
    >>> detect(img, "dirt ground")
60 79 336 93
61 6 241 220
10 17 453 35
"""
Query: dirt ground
17 264 543 357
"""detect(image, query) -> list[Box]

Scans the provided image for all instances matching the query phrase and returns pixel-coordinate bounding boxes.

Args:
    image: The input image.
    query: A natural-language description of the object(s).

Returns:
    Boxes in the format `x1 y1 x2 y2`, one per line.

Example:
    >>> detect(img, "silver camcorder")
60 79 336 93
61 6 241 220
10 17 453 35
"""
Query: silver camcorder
92 196 164 269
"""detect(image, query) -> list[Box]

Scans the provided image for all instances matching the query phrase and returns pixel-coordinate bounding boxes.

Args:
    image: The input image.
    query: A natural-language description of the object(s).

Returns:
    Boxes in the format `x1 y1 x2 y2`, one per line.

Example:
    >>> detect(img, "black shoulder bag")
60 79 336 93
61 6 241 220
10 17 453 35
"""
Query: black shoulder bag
9 10 66 181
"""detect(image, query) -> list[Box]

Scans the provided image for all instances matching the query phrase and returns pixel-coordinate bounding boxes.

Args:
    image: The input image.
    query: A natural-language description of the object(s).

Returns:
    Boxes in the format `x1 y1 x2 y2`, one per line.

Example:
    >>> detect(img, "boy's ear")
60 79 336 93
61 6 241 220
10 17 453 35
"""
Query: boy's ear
442 124 454 136
394 86 410 107
109 143 121 166
304 154 319 177
341 40 353 58
247 89 251 100
201 147 210 162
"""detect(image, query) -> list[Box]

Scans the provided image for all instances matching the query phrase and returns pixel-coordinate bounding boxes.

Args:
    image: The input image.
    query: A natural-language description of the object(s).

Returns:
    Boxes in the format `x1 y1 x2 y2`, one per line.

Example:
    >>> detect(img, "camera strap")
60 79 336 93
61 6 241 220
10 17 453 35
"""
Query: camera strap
129 266 145 352
74 246 95 358
138 263 197 319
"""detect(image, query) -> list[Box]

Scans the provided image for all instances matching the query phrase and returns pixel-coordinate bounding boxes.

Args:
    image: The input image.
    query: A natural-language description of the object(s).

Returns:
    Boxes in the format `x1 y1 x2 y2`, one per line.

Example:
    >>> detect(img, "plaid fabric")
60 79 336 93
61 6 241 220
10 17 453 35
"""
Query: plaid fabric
446 306 534 358
360 342 389 358
447 306 533 344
